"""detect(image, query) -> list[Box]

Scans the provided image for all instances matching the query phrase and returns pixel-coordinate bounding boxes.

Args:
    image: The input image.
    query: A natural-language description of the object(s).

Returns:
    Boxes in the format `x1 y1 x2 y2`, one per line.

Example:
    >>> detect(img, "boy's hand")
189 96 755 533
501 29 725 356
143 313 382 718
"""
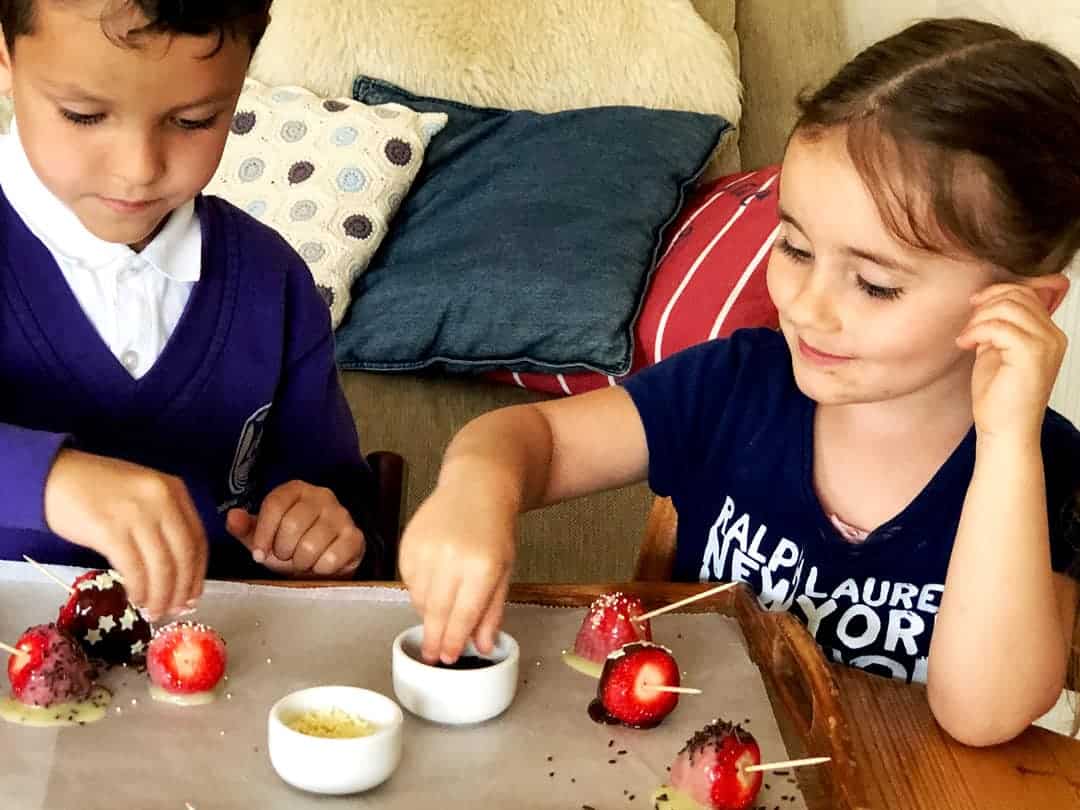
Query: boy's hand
398 483 515 665
43 449 208 620
957 281 1068 441
226 481 364 577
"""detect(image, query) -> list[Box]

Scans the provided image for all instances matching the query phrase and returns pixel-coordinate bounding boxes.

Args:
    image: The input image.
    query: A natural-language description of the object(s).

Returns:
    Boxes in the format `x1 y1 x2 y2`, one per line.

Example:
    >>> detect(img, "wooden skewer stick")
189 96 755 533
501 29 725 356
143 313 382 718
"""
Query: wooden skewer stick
22 555 75 595
633 582 739 623
643 685 703 695
0 641 25 658
743 756 832 774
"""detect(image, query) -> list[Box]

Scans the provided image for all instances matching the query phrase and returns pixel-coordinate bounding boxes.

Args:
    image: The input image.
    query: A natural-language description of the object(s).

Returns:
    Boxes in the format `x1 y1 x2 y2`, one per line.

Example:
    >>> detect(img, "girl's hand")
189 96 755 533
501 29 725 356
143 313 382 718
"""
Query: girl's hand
44 449 208 620
956 281 1068 441
227 481 365 577
398 481 515 665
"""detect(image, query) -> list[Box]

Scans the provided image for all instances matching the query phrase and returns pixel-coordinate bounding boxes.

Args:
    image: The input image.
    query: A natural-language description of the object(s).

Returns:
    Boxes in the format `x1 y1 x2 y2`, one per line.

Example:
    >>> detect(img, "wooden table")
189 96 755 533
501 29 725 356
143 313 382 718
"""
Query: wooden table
503 582 1080 810
276 579 1080 809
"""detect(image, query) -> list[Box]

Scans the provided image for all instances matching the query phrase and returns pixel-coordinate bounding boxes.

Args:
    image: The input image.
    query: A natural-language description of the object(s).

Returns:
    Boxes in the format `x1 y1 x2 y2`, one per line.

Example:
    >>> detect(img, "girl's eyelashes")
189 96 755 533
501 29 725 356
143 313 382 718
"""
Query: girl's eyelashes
776 237 812 263
857 276 904 300
61 109 105 127
777 237 905 300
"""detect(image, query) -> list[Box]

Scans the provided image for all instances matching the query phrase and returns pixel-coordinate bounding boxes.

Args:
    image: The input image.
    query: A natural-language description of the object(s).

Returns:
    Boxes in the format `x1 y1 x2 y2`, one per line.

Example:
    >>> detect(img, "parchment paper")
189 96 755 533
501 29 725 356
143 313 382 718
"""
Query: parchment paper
0 561 808 810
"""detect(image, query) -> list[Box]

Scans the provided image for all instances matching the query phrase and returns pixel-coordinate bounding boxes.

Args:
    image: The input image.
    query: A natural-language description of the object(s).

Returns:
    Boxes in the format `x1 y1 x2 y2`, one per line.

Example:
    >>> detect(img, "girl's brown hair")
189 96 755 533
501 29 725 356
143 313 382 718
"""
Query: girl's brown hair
793 18 1080 277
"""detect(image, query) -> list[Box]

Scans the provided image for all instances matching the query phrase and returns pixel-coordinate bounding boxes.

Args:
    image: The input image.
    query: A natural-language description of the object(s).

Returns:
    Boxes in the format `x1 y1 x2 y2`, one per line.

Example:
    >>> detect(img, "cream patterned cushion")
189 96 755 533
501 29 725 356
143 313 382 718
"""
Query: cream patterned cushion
206 78 447 326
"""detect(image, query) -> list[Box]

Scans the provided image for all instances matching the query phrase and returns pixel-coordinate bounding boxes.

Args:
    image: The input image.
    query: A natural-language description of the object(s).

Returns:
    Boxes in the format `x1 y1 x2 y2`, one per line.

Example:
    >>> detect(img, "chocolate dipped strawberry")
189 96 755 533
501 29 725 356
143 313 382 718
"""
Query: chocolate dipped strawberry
58 570 152 665
655 720 763 810
587 641 680 729
147 621 227 697
7 624 95 707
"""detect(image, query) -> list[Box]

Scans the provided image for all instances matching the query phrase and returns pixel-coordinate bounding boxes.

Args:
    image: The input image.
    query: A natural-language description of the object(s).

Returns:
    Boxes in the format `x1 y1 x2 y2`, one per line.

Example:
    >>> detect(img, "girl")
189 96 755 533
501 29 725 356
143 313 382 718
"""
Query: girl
398 18 1080 747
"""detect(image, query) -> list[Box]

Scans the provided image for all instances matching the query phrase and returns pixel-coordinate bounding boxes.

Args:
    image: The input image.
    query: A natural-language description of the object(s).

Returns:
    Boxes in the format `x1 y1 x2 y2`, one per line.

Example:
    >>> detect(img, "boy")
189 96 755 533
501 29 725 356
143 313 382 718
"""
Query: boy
0 0 379 620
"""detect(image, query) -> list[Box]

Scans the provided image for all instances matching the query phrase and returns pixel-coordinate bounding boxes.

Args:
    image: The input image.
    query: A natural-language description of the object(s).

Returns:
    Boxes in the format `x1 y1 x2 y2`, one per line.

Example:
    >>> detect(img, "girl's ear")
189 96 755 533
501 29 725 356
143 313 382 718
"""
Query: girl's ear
1026 273 1071 317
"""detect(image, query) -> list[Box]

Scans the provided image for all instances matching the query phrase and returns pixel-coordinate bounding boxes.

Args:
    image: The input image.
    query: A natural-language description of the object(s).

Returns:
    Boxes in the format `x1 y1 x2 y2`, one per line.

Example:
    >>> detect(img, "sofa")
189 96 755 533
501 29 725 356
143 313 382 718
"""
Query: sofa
244 0 848 583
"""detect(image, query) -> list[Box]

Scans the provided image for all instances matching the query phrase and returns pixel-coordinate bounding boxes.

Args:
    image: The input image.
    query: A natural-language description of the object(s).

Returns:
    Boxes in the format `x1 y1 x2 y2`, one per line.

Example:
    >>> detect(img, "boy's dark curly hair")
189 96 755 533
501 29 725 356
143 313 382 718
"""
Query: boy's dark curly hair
1 1 272 53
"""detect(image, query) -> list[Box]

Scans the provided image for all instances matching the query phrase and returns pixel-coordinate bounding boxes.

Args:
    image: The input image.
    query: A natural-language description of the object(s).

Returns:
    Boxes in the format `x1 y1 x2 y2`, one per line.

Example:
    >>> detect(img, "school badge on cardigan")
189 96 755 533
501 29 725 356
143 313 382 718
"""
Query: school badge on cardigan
228 403 272 498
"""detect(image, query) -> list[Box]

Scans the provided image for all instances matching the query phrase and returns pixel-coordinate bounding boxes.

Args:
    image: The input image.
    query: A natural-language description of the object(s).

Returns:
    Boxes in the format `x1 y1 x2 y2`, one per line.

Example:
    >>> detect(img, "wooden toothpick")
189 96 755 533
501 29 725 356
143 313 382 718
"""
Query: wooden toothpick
22 555 75 595
0 641 25 658
743 756 832 774
643 685 703 695
633 582 739 623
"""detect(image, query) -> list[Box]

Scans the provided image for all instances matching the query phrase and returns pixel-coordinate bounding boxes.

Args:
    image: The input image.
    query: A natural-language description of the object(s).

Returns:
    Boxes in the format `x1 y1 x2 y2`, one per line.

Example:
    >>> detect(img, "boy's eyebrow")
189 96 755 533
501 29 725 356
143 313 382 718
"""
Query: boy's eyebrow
778 205 916 276
40 81 235 111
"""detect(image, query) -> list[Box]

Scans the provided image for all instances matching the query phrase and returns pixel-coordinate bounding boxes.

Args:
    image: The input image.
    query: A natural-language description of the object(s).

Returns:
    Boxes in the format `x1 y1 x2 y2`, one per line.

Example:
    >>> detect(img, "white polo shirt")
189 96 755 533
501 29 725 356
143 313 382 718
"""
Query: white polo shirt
0 120 202 379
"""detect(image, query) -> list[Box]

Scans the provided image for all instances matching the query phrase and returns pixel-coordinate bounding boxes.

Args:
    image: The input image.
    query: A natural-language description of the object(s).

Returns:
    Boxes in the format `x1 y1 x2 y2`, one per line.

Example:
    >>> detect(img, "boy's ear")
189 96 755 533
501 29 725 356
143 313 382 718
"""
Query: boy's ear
1025 273 1071 317
0 26 12 97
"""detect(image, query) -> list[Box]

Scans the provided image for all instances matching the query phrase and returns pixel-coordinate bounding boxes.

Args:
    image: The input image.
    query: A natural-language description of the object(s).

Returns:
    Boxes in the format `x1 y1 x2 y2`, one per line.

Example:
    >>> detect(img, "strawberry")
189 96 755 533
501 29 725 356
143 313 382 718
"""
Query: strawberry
58 569 152 665
668 719 763 810
146 622 227 695
7 623 95 707
588 641 680 728
572 592 652 663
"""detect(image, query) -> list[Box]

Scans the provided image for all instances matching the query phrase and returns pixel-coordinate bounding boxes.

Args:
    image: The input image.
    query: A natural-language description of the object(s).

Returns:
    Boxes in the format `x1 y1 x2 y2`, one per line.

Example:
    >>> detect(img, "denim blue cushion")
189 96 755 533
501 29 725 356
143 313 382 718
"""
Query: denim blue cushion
334 77 731 375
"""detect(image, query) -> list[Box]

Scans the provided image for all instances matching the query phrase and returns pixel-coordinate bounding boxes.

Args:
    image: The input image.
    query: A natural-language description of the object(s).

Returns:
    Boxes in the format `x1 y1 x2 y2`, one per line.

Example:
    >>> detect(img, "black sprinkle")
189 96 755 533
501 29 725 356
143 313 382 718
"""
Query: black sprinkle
609 759 617 764
656 794 668 802
629 795 635 801
571 778 576 784
773 770 790 776
524 679 529 685
547 755 553 761
583 806 596 810
609 740 615 747
549 772 555 778
617 749 627 755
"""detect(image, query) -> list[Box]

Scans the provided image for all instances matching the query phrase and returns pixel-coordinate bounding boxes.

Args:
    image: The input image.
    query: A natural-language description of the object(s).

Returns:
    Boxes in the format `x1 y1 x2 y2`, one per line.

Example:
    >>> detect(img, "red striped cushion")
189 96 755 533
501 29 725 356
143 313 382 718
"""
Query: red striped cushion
488 166 781 395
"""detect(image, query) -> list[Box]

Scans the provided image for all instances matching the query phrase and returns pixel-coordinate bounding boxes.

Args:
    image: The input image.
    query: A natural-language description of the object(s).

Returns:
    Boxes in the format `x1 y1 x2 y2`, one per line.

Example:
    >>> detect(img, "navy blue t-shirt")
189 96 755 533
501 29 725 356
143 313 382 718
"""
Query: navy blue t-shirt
624 328 1080 683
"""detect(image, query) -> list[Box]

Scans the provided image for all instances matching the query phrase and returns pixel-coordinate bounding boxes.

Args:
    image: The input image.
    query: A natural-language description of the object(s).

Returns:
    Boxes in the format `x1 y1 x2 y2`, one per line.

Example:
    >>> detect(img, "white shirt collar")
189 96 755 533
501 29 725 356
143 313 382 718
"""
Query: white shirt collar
0 119 201 282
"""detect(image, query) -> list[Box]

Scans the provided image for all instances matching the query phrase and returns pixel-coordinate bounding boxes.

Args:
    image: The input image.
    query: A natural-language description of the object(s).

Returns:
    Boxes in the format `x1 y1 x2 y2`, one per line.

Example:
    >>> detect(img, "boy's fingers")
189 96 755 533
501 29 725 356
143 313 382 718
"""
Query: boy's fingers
251 484 304 559
291 521 338 573
136 523 175 622
271 501 320 563
226 509 256 545
162 512 198 615
311 529 365 576
475 571 511 655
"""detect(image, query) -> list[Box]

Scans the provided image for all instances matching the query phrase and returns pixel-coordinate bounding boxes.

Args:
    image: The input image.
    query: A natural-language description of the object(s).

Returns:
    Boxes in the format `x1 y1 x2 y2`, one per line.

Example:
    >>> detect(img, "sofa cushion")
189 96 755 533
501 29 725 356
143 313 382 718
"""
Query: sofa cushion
205 78 447 327
333 78 730 376
249 0 741 174
488 166 781 395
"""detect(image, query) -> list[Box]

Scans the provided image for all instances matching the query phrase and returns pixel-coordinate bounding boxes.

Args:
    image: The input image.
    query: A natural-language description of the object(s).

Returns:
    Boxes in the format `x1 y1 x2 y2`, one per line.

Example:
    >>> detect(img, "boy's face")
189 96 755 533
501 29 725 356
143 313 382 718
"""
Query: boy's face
0 1 249 249
766 127 1000 409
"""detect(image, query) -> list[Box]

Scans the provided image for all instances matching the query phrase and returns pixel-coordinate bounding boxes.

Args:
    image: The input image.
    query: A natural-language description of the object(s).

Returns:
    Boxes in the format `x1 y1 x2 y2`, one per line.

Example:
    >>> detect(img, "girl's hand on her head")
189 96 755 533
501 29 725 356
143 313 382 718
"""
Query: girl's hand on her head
226 481 365 578
956 280 1069 441
398 482 516 665
43 449 209 621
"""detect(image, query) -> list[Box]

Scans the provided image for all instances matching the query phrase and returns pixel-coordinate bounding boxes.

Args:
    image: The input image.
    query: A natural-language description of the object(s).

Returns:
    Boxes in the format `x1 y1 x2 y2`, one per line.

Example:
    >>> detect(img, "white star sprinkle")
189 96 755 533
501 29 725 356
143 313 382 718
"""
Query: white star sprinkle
97 614 116 633
119 607 137 631
130 640 146 656
85 629 102 645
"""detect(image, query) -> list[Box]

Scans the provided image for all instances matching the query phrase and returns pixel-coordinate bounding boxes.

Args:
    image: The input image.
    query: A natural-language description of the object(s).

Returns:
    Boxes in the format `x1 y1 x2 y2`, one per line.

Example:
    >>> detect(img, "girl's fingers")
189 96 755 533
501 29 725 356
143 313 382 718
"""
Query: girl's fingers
440 567 501 664
474 570 511 655
421 573 461 664
105 534 148 611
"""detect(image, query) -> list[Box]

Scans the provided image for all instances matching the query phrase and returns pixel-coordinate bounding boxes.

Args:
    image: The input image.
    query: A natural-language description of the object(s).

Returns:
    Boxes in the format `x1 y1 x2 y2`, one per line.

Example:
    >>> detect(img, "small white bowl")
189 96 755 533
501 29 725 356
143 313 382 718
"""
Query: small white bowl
391 625 519 725
268 686 403 795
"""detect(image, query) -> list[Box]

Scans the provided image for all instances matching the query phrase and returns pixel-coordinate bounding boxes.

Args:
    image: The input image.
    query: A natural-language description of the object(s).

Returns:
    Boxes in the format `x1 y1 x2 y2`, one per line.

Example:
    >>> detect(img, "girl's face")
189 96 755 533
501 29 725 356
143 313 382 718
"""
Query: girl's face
767 127 999 408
